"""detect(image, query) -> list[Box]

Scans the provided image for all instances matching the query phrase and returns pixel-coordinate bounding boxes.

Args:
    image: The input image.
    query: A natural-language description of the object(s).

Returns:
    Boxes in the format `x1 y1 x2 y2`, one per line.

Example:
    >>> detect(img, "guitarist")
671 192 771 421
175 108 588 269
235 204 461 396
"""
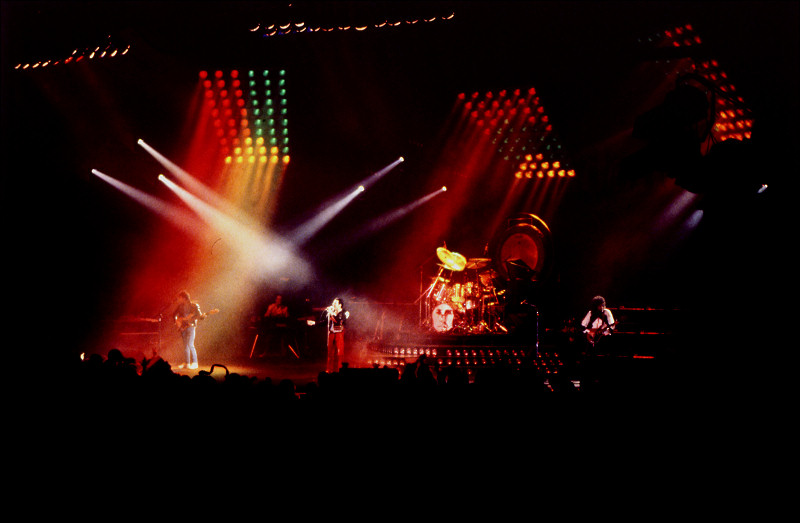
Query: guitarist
581 295 616 348
172 290 204 370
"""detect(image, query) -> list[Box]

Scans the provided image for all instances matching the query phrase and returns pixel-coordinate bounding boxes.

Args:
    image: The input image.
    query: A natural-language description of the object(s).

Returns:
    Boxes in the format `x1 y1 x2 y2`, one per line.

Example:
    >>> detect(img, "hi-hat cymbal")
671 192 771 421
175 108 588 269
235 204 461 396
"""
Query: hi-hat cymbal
436 246 466 271
465 258 491 269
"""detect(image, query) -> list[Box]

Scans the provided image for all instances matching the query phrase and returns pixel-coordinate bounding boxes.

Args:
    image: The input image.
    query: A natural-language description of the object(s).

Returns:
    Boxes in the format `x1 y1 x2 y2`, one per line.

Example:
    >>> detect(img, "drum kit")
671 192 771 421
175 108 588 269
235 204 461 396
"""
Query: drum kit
419 214 553 335
422 246 506 334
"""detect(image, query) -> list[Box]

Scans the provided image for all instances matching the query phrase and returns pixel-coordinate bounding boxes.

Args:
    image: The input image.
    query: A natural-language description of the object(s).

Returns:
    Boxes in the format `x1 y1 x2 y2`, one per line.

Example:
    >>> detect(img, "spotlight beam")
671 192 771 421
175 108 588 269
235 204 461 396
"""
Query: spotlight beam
319 186 447 254
361 156 404 191
360 186 446 236
289 185 365 246
158 174 312 283
283 157 404 245
137 138 250 223
92 169 198 231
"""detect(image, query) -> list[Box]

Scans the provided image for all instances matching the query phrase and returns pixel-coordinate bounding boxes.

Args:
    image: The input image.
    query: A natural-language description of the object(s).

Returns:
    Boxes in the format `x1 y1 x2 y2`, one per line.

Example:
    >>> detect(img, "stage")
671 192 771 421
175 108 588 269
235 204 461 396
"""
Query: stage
158 322 676 396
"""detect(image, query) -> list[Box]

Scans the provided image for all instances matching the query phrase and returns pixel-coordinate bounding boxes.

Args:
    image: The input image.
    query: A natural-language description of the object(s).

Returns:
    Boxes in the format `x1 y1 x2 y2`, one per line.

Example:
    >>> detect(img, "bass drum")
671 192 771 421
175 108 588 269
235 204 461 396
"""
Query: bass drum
431 303 455 333
489 213 553 282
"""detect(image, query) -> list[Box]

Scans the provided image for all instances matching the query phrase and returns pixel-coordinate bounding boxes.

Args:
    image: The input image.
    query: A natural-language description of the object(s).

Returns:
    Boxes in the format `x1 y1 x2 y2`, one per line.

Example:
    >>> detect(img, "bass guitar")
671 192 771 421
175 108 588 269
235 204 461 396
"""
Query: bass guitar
175 308 219 332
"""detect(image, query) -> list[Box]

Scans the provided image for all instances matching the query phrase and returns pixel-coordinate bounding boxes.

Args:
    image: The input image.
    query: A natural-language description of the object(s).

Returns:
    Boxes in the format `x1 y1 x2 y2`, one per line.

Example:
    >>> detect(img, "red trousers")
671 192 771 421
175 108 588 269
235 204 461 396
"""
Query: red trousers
326 331 344 373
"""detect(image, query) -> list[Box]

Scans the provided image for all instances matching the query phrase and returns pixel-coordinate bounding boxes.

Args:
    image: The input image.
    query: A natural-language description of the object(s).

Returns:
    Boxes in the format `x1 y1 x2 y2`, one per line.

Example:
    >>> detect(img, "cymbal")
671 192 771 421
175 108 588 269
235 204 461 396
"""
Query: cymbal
465 258 491 269
436 246 466 271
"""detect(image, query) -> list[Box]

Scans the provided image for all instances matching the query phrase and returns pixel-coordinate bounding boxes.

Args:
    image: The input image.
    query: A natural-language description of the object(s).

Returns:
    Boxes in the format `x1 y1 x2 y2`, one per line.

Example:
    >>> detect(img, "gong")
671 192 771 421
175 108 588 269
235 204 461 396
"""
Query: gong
490 213 553 282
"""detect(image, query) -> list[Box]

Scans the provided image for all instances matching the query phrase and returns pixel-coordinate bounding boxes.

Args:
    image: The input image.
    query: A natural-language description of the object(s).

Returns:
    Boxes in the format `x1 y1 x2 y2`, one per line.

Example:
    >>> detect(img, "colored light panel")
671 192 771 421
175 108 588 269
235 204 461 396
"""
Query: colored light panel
457 87 577 180
640 23 755 144
200 68 289 163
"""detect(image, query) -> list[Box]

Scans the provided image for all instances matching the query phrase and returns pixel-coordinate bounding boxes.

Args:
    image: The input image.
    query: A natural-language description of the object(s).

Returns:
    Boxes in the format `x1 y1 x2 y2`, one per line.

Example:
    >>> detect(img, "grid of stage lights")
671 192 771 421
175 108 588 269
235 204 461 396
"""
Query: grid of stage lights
458 87 576 180
692 59 754 142
14 36 130 70
200 69 290 164
642 23 755 143
251 12 455 37
366 346 562 374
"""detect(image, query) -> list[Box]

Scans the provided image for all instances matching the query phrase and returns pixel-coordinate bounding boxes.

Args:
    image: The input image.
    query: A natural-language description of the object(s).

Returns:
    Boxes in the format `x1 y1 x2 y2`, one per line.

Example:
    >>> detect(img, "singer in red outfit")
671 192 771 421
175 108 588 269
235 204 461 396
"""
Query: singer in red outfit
325 298 349 373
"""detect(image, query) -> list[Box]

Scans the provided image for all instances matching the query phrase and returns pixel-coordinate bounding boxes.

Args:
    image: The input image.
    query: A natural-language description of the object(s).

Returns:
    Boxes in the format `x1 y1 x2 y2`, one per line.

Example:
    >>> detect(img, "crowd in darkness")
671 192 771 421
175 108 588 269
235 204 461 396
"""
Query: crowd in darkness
47 346 685 416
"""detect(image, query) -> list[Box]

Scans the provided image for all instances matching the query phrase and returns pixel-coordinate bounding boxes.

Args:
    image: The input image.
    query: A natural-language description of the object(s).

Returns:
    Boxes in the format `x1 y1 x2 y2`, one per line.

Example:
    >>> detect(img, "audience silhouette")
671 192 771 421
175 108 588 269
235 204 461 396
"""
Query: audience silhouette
50 343 678 415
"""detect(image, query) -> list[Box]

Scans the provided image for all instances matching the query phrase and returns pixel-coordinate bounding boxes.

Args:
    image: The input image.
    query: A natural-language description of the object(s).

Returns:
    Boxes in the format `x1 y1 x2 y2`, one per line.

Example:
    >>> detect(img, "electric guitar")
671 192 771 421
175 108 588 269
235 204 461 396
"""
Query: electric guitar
175 308 219 332
585 321 616 346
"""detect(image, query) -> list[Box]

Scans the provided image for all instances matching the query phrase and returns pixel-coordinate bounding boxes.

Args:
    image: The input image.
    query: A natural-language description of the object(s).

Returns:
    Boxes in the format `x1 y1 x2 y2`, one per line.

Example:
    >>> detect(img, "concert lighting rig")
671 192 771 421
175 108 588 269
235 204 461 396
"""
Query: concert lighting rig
13 35 131 70
457 87 578 181
200 68 290 165
251 11 455 38
626 23 761 195
636 23 755 147
367 344 563 376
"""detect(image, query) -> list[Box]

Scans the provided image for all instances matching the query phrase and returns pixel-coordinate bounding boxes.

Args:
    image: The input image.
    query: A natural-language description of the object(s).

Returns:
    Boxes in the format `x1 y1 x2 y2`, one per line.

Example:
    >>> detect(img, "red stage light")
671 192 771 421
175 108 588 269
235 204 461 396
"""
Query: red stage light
215 70 223 78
